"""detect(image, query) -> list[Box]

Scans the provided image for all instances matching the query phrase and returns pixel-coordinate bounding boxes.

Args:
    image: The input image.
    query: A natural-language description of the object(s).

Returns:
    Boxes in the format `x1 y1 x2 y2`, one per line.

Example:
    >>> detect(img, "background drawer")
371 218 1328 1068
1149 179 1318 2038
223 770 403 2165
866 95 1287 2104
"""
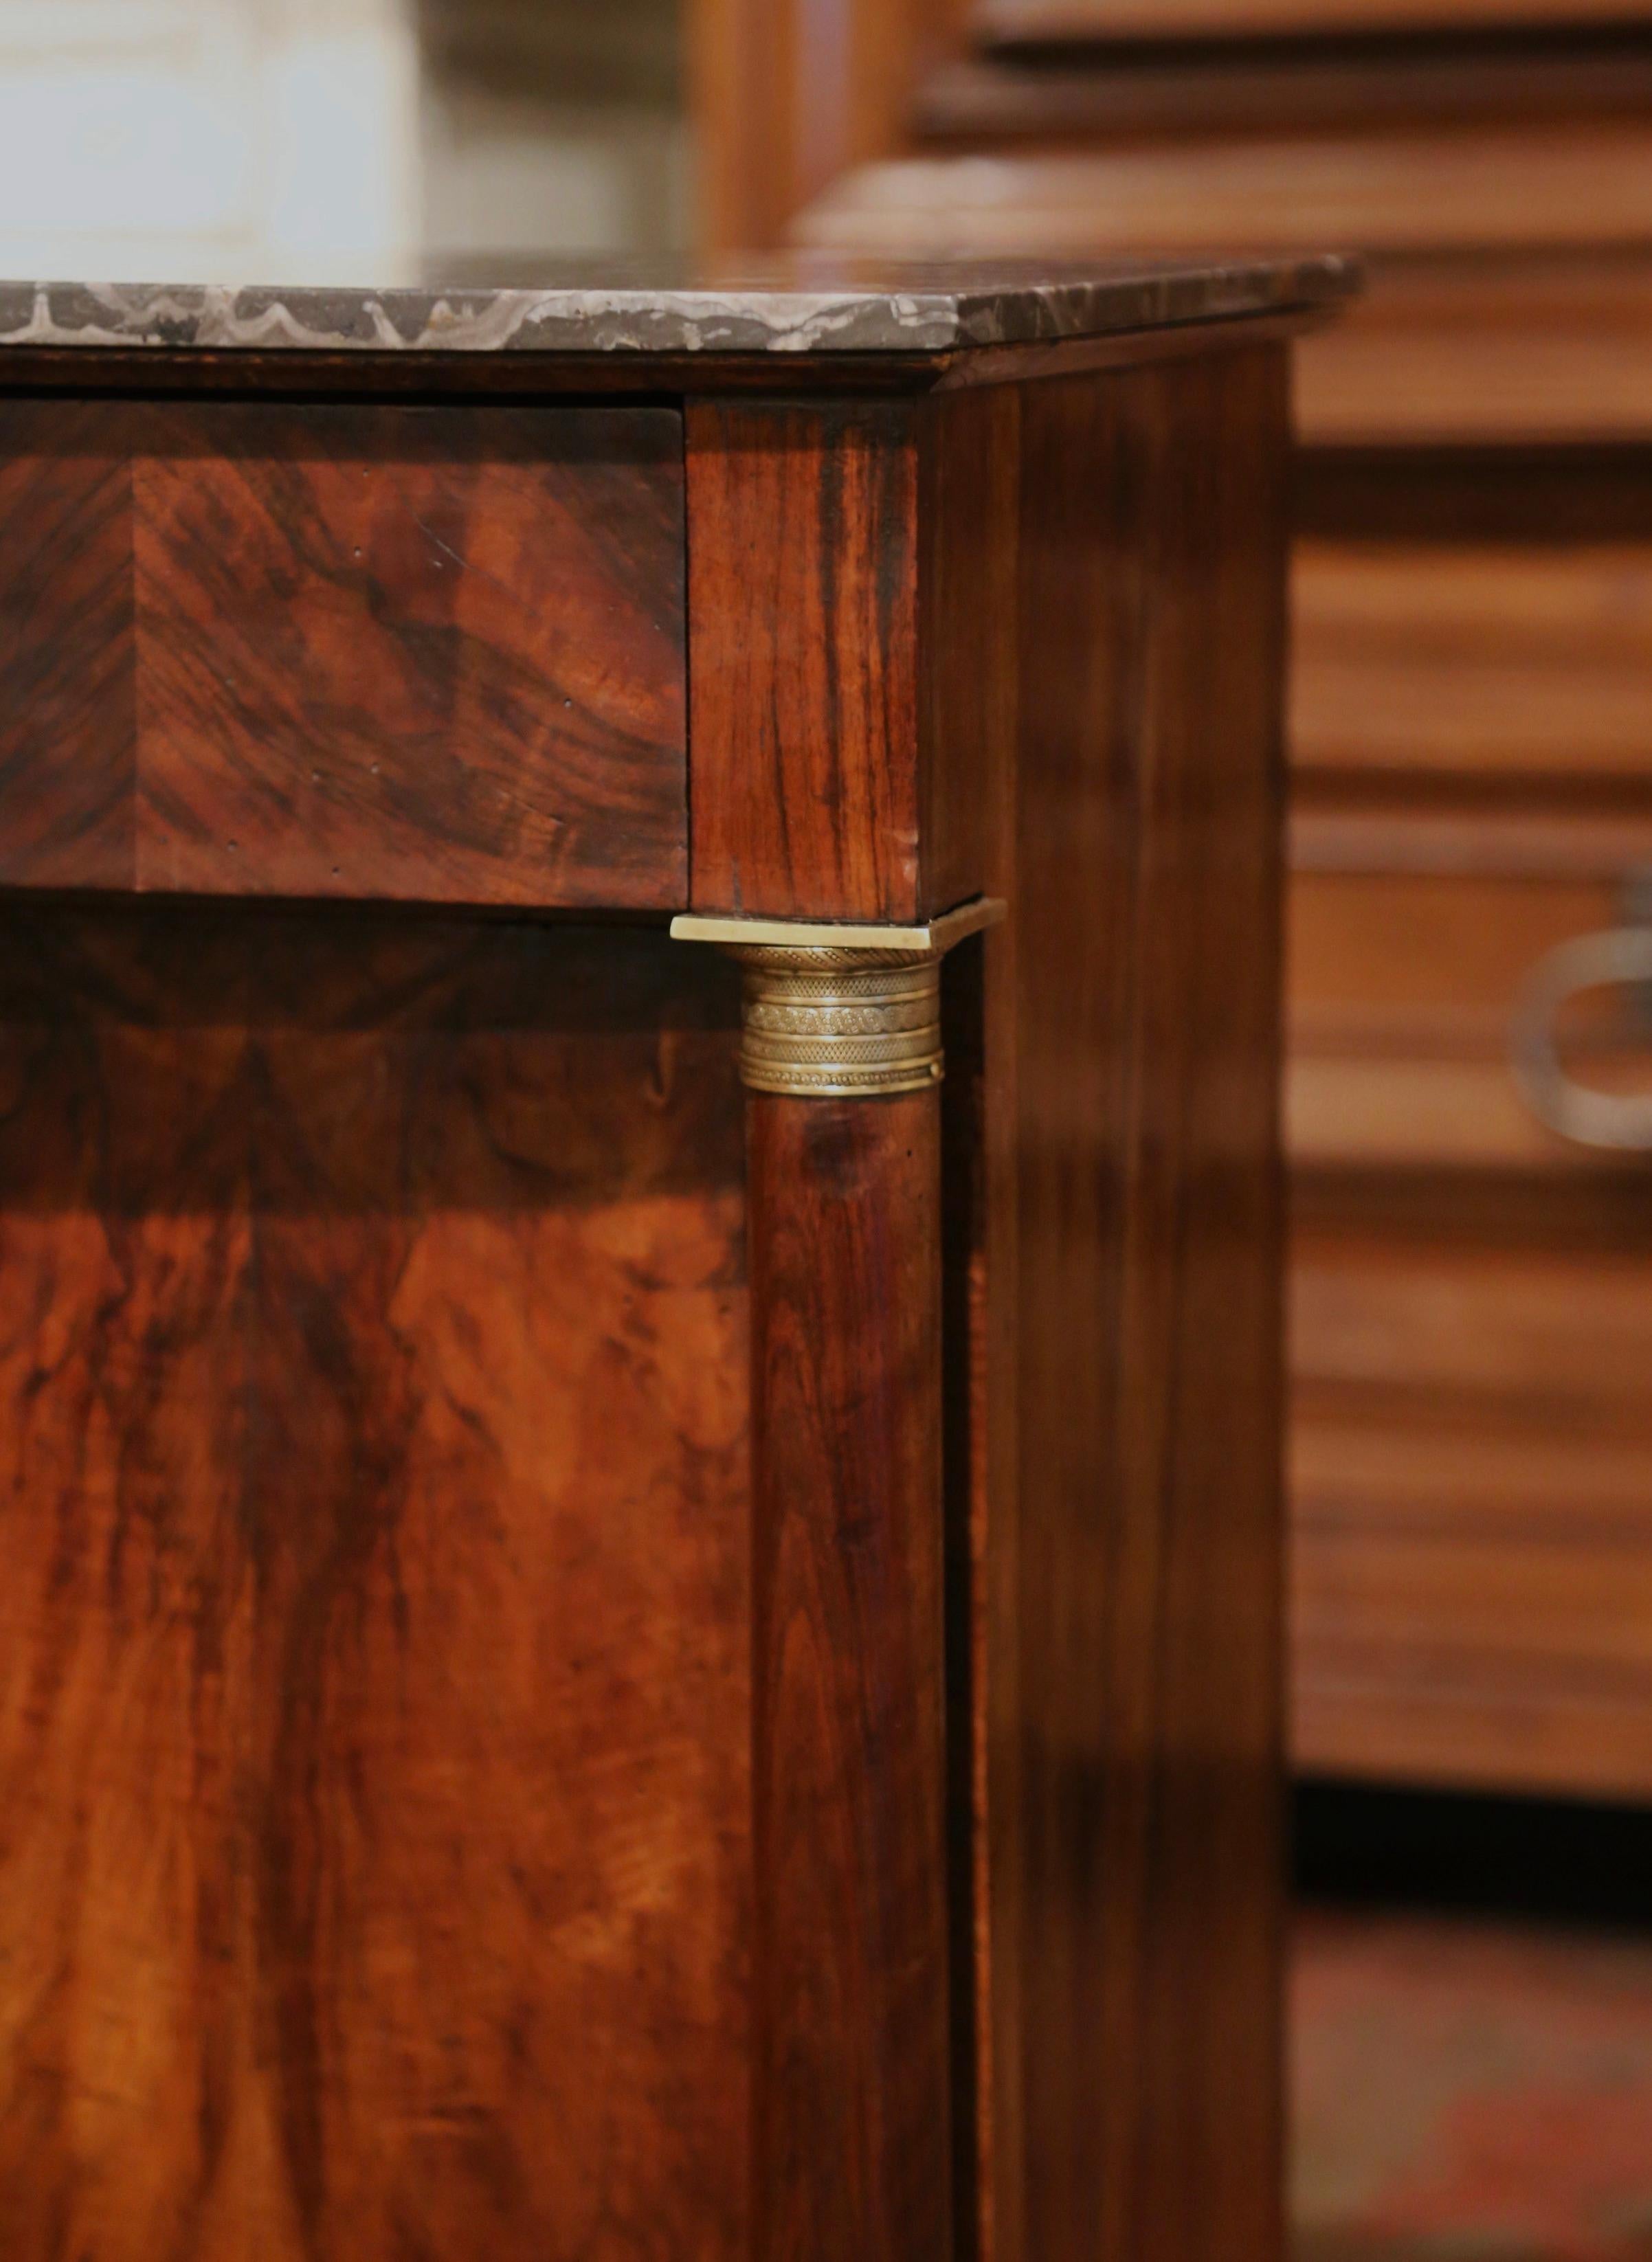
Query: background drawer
1293 450 1652 783
1295 257 1652 447
1292 1235 1652 1797
1289 854 1652 1795
0 401 687 908
1294 541 1652 783
1287 866 1652 1168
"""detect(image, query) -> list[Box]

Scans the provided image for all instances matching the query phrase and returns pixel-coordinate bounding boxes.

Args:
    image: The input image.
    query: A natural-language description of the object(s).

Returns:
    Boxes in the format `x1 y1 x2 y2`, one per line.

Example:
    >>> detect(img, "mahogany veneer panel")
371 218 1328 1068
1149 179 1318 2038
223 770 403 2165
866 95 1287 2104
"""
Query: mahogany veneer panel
0 401 687 906
683 344 1296 2262
0 261 1321 2257
686 389 1036 924
0 906 748 2261
748 1093 949 2259
687 399 923 921
953 344 1291 2262
0 405 136 888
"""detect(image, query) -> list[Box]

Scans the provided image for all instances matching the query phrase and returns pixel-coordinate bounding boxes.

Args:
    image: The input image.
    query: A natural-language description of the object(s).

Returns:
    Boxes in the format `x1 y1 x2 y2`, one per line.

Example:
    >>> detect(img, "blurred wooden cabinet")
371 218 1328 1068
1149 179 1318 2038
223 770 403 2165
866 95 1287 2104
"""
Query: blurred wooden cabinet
697 0 1652 1801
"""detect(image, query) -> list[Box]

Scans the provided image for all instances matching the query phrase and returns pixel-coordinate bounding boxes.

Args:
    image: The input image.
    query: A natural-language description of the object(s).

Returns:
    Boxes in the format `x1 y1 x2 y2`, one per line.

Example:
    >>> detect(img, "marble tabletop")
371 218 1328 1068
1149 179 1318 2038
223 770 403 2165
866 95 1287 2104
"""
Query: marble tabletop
0 254 1357 359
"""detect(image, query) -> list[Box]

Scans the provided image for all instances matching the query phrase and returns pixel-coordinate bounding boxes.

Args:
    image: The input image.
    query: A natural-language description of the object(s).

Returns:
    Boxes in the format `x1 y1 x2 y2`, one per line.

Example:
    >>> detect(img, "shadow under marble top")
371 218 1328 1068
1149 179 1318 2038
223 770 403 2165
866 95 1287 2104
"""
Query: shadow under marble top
0 254 1358 359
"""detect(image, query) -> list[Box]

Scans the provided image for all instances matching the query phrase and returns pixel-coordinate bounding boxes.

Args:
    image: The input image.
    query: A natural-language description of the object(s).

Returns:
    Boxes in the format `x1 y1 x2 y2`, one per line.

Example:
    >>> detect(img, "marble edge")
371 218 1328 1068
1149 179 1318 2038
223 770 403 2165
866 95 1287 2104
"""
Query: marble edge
0 259 1359 359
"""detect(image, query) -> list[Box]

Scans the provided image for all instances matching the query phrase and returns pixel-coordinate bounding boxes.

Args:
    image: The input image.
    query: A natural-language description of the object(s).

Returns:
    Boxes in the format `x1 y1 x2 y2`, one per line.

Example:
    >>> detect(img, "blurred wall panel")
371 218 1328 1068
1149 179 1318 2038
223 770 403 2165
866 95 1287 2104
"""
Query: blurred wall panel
0 0 421 280
0 0 687 284
420 0 688 258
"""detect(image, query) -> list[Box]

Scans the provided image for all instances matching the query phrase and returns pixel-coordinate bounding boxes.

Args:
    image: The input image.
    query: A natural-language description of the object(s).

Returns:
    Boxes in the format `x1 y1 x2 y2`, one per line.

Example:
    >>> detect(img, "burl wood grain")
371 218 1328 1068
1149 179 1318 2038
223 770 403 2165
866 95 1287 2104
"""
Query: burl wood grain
0 906 748 2261
747 1091 951 2262
0 399 688 907
687 399 924 923
0 402 135 890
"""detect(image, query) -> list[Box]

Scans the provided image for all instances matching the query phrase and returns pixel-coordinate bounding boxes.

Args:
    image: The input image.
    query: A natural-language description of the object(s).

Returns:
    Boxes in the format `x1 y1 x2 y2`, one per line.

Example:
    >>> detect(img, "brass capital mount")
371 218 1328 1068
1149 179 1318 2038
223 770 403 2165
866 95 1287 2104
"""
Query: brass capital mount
671 899 1006 1100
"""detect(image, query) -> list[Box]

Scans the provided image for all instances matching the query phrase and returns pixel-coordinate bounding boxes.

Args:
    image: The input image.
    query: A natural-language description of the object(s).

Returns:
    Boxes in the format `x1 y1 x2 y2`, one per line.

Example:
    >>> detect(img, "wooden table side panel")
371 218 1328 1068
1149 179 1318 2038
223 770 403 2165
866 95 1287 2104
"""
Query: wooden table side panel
1002 344 1289 2262
687 397 924 923
0 908 750 2262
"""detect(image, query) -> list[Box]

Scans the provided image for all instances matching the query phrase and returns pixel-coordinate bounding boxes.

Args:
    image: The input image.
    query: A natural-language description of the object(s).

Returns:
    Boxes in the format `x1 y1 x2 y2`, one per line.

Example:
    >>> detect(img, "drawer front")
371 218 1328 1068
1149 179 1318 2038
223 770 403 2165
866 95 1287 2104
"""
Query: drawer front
0 401 687 908
1291 1234 1652 1798
1294 541 1652 784
1289 858 1652 1795
1295 256 1652 447
1287 866 1652 1169
1292 1413 1652 1800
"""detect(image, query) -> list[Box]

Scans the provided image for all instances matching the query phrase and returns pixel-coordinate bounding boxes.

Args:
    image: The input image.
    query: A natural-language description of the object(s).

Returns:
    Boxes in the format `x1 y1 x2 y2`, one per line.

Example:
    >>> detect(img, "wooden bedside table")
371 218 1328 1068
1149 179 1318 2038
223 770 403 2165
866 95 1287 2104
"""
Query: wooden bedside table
0 256 1353 2262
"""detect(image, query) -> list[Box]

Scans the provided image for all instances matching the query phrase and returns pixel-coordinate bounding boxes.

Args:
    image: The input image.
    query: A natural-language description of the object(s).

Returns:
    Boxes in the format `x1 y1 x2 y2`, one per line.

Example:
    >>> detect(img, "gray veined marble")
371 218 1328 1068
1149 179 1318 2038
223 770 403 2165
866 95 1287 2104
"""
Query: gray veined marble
0 256 1357 359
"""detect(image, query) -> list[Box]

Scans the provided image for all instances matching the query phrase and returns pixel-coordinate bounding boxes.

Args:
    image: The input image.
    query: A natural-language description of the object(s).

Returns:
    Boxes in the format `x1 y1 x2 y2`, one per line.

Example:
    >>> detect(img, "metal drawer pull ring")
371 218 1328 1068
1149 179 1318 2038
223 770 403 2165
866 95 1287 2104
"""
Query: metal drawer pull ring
1511 926 1652 1152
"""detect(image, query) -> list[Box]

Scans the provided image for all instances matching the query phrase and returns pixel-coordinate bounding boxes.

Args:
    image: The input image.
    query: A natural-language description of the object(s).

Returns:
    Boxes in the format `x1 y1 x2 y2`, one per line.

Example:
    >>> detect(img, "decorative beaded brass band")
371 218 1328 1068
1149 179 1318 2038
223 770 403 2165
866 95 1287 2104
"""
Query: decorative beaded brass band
670 898 1006 1101
733 945 941 1098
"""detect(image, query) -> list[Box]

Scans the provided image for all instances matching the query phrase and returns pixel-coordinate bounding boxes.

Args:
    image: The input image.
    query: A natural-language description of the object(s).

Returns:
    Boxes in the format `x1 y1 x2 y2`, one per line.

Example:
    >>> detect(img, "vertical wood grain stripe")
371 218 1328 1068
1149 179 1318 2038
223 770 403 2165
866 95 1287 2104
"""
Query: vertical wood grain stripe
687 398 923 923
748 1090 952 2262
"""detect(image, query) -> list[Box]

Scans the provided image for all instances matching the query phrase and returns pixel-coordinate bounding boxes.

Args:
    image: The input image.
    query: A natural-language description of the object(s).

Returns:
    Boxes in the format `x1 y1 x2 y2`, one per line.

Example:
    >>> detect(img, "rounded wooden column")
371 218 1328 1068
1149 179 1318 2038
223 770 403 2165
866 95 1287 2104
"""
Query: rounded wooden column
735 941 951 2262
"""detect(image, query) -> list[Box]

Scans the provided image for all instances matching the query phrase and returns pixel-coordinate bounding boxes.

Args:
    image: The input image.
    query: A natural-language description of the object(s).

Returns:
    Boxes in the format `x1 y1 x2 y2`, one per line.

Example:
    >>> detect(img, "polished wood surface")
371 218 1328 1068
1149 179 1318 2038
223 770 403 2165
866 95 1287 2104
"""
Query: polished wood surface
687 400 922 921
0 905 749 2259
930 346 1291 2262
0 403 135 891
748 1091 950 2262
1020 347 1286 2262
0 401 688 905
0 278 1313 2257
